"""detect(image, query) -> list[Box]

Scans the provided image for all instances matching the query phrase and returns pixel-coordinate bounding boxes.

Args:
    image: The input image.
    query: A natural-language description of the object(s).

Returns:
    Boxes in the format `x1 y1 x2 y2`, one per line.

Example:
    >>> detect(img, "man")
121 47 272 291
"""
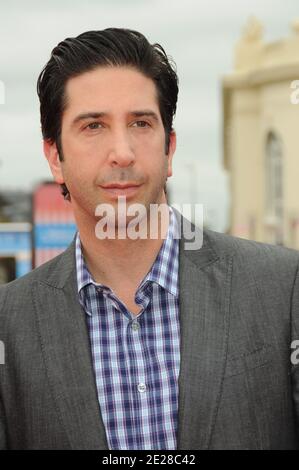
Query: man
0 28 299 450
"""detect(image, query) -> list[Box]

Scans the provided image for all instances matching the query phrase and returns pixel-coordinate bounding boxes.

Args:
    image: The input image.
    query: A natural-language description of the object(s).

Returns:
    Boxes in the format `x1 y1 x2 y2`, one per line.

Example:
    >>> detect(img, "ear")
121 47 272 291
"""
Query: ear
43 139 64 184
167 130 176 178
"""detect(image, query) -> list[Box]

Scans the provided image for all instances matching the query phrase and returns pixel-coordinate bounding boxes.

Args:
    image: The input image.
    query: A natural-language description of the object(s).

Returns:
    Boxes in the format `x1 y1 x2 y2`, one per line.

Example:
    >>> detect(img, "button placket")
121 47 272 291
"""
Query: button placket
132 321 140 331
137 383 147 393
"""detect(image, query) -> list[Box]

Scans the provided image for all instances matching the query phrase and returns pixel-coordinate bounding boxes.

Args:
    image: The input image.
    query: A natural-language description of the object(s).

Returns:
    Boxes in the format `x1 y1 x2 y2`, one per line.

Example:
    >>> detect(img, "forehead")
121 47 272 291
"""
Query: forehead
63 66 160 116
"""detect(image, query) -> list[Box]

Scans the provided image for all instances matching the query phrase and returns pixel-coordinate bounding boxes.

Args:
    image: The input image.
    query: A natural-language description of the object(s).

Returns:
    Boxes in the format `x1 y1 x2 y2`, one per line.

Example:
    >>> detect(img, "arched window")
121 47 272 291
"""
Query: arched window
265 132 283 245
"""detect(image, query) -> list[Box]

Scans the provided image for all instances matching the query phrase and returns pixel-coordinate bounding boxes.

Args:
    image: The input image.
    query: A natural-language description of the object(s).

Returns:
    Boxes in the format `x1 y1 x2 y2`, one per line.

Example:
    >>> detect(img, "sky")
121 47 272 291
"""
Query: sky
0 0 299 231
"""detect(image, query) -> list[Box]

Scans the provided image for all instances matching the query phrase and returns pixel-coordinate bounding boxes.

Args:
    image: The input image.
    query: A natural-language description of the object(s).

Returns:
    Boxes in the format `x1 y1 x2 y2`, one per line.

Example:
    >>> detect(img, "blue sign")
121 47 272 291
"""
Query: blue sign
34 223 77 249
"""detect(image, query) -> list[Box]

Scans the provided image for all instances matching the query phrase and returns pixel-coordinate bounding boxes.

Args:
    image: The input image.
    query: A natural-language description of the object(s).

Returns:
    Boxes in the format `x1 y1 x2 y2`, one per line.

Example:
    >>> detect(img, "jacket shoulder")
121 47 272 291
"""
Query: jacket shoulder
204 229 299 271
0 241 76 309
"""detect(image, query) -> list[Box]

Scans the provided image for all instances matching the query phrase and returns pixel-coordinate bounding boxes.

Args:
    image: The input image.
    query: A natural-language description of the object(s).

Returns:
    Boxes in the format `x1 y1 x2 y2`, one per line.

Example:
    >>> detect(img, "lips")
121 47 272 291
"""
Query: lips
99 183 142 198
100 183 141 189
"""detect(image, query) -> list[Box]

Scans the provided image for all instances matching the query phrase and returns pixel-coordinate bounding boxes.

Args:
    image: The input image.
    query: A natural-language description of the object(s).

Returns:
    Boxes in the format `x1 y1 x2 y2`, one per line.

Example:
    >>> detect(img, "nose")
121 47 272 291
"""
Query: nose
107 128 136 168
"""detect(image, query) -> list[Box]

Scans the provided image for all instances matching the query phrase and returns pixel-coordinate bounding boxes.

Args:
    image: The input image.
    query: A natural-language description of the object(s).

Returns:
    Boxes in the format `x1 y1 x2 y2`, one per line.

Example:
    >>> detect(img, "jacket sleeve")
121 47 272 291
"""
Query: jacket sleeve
291 259 299 440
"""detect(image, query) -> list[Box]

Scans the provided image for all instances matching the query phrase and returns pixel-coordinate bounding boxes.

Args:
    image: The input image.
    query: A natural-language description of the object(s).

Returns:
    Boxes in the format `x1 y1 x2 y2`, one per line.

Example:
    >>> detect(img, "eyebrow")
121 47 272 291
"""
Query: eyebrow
71 110 159 127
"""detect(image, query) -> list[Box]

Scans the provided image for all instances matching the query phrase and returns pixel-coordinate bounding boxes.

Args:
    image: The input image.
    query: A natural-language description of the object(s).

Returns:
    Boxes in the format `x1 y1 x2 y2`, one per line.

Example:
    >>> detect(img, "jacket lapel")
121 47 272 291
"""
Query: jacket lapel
32 241 108 450
175 213 233 449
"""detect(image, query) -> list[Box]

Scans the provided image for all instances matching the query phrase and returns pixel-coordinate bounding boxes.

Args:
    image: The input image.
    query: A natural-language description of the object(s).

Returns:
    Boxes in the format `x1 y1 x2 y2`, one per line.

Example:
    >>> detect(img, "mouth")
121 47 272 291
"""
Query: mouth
99 183 143 198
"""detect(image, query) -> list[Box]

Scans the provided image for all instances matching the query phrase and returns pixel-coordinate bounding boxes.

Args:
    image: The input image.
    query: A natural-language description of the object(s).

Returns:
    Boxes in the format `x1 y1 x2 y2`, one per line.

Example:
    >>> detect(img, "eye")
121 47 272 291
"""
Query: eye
85 122 103 130
132 120 150 128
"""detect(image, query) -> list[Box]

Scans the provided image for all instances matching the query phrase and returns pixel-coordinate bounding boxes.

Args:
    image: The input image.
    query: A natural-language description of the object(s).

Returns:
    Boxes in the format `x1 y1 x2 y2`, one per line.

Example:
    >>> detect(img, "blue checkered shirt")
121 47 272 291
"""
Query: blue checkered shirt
75 206 180 450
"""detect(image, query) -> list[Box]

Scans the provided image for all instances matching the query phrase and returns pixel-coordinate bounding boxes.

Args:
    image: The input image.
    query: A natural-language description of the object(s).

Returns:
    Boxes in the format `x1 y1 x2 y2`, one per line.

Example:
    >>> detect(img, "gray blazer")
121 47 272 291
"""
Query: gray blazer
0 211 299 450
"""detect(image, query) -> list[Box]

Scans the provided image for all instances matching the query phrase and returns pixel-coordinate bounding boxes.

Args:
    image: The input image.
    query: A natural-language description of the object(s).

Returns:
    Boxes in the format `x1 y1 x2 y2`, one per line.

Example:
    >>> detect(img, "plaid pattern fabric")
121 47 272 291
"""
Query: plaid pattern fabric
75 206 180 450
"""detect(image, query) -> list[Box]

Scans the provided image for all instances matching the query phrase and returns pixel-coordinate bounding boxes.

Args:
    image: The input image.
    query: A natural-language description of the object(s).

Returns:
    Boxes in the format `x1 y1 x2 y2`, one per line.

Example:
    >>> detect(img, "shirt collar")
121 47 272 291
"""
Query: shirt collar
75 205 179 299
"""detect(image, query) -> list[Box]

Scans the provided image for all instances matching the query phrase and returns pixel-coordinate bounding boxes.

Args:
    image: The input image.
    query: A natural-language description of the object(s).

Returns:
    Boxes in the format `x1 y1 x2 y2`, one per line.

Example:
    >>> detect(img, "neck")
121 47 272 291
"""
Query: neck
74 202 171 289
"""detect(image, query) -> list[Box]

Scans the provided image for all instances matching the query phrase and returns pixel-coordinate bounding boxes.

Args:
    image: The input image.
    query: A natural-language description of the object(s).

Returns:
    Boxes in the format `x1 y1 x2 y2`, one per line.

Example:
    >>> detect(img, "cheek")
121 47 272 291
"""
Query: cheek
63 139 100 175
66 138 97 160
144 144 168 176
62 158 95 191
139 133 166 158
63 127 99 155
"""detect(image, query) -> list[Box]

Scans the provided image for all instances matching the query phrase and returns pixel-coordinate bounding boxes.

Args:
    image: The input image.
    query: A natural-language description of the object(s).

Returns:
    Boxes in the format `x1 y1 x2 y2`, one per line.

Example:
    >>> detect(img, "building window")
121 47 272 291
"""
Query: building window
265 132 283 245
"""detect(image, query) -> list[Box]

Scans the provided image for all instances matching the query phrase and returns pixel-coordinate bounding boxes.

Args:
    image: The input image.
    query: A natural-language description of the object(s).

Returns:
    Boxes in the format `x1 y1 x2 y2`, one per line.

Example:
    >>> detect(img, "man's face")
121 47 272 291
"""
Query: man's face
44 66 176 225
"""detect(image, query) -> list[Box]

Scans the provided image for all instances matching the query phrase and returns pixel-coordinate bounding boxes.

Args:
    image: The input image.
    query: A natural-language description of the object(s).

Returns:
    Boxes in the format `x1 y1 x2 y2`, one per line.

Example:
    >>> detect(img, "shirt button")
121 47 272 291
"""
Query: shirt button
137 383 147 393
132 321 140 331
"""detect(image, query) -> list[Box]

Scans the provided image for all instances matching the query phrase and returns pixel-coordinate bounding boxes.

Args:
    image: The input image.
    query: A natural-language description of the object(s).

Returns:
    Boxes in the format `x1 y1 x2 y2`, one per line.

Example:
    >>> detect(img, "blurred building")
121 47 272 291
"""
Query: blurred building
0 190 31 222
0 183 77 283
223 17 299 248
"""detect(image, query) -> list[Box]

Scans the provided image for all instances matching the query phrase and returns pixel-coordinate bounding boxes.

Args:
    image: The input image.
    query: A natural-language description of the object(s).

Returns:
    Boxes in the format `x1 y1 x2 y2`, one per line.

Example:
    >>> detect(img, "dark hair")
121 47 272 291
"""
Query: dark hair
37 28 179 200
